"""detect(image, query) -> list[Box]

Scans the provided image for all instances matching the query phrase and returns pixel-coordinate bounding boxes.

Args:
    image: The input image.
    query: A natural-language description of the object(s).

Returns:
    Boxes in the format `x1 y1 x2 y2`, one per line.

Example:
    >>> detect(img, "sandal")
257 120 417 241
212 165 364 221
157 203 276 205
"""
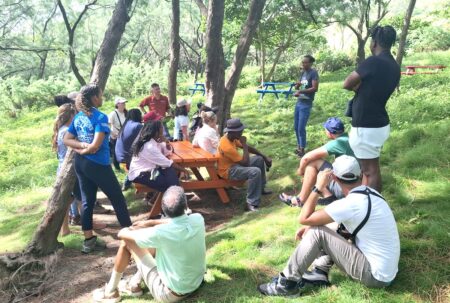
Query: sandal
279 193 302 207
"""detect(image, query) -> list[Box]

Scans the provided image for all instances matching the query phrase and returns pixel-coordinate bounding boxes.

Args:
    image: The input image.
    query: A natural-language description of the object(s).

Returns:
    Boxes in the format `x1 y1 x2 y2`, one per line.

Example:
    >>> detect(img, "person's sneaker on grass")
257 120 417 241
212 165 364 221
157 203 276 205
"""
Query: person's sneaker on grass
118 279 143 297
69 215 81 226
94 201 111 214
92 284 121 303
81 235 106 254
278 193 302 207
258 273 300 297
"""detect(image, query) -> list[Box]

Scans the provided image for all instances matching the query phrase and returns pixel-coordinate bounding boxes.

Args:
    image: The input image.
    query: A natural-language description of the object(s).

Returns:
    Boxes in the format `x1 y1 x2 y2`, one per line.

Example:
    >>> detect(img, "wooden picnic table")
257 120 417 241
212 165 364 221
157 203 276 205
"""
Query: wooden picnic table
135 141 244 217
188 82 205 96
402 65 446 75
256 82 296 100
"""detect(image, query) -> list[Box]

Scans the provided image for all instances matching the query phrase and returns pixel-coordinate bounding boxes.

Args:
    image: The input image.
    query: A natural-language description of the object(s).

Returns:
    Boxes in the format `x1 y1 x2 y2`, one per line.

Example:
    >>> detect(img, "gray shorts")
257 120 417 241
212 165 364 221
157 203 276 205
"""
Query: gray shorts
136 260 188 303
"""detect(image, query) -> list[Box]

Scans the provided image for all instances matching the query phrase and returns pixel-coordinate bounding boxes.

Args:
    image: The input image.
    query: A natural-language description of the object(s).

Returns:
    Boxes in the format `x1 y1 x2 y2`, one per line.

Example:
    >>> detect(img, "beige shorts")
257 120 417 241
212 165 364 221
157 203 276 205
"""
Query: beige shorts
136 256 187 303
349 125 390 159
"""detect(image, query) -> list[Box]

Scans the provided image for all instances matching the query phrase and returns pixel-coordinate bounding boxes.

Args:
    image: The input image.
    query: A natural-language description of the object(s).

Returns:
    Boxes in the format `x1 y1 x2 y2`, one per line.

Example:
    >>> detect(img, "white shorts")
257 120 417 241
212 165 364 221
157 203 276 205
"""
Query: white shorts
349 125 390 159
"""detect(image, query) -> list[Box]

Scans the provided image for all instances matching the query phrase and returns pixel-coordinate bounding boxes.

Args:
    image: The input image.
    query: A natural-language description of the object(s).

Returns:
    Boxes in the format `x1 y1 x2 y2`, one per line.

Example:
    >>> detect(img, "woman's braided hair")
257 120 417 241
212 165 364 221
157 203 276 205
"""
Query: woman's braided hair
52 103 75 151
371 25 396 49
75 84 101 115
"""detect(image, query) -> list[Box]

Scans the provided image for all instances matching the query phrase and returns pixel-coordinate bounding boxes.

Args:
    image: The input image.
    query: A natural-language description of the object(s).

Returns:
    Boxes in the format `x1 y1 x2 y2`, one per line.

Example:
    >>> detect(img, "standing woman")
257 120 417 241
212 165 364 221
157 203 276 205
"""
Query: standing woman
64 84 132 254
108 97 127 170
293 55 319 157
173 99 191 141
52 103 80 236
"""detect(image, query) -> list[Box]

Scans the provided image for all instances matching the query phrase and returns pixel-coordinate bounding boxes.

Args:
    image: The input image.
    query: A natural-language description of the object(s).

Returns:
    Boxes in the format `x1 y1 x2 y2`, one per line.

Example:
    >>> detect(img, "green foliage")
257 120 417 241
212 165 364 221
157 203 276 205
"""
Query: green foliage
315 49 354 73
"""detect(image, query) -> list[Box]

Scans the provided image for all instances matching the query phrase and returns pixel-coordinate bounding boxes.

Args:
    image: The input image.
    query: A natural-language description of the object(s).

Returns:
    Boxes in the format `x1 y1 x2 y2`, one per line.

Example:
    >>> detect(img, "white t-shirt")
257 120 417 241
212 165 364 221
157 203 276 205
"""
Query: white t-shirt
325 185 400 282
128 139 173 181
192 124 219 154
108 110 126 139
173 115 189 140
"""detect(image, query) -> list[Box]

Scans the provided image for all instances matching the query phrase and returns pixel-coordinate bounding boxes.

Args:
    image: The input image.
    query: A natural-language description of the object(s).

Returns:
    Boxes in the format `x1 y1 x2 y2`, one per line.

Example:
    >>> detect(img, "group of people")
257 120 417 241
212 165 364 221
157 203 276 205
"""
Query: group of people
50 24 402 302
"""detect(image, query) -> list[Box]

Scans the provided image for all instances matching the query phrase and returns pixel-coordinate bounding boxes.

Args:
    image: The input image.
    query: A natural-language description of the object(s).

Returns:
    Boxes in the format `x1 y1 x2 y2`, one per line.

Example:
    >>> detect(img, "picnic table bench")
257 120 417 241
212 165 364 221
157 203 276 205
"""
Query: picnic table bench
188 83 205 96
256 82 296 100
402 65 446 75
133 141 245 218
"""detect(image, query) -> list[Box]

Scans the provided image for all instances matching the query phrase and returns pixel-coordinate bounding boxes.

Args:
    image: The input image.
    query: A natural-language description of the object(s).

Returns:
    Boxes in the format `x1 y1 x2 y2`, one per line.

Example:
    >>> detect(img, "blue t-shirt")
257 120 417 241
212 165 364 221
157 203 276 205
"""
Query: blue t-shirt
68 108 111 165
115 121 143 164
56 125 69 175
297 68 319 103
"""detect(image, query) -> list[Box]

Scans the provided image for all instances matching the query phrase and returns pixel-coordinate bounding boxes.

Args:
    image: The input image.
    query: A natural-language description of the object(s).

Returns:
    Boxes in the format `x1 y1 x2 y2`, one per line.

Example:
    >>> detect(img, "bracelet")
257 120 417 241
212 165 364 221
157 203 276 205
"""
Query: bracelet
312 186 323 196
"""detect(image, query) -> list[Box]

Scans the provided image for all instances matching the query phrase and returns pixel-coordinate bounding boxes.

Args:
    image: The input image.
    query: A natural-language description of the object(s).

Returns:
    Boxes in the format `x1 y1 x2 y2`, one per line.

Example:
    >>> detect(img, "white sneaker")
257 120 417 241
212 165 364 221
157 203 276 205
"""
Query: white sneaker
92 284 121 303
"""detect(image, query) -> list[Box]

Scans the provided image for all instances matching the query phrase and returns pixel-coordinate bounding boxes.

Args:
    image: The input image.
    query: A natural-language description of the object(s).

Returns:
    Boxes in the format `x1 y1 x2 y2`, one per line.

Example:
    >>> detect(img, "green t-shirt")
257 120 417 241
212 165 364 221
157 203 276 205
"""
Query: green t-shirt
323 133 355 157
134 213 206 294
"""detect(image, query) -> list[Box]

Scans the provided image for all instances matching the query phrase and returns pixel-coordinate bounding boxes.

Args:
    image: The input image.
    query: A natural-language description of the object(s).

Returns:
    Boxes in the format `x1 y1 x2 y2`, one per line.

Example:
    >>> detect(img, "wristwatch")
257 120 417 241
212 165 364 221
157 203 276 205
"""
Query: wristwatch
312 186 323 196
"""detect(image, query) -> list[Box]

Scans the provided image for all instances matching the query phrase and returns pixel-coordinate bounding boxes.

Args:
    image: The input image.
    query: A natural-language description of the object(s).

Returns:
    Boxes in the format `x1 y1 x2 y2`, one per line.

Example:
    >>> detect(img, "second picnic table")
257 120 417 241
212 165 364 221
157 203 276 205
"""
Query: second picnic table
139 141 244 217
256 82 296 100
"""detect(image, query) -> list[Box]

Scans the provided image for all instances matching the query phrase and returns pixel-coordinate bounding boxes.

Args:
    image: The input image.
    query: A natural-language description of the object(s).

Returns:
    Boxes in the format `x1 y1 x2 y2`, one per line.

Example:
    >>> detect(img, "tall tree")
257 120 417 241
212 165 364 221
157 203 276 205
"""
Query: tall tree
205 0 225 114
206 0 266 132
25 0 135 257
396 0 416 66
57 0 98 86
168 0 180 105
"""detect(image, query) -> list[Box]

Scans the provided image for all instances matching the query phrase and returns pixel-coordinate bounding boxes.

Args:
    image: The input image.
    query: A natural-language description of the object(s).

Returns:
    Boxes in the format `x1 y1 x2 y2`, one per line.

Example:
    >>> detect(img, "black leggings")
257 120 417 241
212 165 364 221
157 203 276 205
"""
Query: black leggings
74 154 131 231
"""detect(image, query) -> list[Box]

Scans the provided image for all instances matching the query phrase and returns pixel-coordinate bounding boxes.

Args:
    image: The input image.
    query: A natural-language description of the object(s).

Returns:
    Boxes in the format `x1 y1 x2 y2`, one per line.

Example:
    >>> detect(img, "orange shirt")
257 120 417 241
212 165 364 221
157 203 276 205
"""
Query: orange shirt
139 95 170 117
216 135 243 179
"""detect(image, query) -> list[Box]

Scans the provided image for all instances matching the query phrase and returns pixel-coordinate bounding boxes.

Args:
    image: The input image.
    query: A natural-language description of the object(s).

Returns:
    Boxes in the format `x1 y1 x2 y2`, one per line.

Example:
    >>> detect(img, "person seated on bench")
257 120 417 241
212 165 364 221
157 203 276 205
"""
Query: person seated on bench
217 118 272 212
192 110 220 154
128 120 188 193
258 156 400 297
279 117 355 207
93 186 206 302
115 109 143 191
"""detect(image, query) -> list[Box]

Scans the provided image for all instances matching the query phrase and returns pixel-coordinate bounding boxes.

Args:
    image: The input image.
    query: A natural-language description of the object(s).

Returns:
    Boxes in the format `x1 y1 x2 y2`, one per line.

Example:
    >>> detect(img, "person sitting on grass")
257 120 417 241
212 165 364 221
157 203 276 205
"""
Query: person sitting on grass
258 155 400 297
279 117 354 207
93 186 206 303
217 118 272 212
115 108 143 191
128 120 189 195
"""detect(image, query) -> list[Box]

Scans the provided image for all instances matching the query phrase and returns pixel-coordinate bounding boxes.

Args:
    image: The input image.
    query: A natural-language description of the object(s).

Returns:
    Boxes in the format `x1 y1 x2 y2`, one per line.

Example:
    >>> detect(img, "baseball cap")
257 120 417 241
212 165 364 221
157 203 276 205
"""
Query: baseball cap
114 97 127 105
323 117 344 134
332 155 361 181
143 111 163 123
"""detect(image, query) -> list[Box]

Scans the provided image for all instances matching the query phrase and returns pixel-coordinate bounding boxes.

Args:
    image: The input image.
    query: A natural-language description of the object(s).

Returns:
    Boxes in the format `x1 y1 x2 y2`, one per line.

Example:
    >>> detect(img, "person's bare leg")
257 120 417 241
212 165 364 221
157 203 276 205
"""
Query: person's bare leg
84 230 94 238
60 210 71 237
114 240 132 273
359 158 382 192
297 159 325 202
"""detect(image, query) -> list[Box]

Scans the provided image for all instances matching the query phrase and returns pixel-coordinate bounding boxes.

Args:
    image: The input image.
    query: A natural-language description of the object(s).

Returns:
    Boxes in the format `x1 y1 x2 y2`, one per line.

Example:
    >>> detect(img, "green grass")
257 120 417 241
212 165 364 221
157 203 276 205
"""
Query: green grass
1 50 449 302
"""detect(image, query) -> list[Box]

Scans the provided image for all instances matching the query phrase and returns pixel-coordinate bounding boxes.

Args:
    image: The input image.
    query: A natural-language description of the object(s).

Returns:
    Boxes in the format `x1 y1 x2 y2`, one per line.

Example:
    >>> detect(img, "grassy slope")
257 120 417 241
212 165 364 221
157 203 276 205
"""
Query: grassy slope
0 51 449 302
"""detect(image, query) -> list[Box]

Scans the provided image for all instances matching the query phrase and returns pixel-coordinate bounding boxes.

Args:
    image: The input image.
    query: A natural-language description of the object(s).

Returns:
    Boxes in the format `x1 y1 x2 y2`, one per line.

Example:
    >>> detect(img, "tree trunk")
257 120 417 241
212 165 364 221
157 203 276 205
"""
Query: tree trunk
396 0 416 66
205 0 225 113
221 0 266 133
356 36 366 65
25 0 134 258
24 151 76 256
260 44 266 85
91 0 134 92
193 0 208 17
168 0 180 105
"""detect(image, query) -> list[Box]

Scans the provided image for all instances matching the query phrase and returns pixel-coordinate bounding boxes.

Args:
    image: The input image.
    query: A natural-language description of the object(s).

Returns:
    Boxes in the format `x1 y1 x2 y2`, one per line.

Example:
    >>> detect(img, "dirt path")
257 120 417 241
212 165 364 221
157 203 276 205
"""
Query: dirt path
25 188 248 303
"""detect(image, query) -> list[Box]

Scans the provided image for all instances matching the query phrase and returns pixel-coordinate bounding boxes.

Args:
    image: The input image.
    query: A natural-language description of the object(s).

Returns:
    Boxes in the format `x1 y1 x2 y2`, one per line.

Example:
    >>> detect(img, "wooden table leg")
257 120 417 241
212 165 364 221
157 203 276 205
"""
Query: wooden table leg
206 166 230 203
148 192 163 218
191 167 204 181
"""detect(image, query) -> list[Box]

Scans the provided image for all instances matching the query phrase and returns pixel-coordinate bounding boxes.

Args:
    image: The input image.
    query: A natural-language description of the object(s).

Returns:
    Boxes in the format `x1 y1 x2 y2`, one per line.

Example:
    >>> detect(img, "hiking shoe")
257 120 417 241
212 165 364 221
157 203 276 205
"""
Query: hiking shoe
92 284 121 303
302 268 330 286
69 215 81 226
94 201 111 214
295 148 305 158
81 236 106 254
258 273 300 297
245 204 259 212
262 188 273 195
118 279 143 297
